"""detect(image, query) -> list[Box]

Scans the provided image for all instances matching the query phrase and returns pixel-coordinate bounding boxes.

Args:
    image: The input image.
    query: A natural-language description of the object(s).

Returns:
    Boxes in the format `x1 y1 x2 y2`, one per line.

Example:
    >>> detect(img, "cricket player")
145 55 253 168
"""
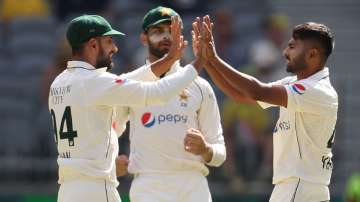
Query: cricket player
117 7 226 202
196 16 338 201
49 14 202 202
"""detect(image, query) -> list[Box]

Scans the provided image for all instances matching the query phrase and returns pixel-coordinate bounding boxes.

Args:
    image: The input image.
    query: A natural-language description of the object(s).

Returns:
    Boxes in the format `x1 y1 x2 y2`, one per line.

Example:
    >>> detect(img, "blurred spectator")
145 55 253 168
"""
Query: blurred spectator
220 99 273 192
244 13 289 82
32 39 71 157
213 10 246 69
150 0 205 14
345 173 360 202
0 0 50 21
40 39 71 104
53 0 112 22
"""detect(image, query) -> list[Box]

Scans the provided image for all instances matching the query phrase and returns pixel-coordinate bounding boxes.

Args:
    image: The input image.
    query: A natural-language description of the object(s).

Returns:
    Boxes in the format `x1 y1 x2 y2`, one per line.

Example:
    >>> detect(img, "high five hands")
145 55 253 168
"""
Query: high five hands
167 16 188 62
191 15 218 70
165 15 218 73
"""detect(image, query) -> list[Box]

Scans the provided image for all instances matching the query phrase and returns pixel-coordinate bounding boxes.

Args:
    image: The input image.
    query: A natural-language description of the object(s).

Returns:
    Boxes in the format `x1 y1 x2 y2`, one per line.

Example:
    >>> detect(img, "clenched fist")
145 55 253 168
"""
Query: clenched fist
184 128 213 162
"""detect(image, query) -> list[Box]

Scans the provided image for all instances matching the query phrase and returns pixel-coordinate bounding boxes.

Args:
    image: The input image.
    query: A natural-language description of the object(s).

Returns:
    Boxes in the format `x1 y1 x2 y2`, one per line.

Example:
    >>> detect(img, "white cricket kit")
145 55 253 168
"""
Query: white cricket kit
118 61 226 202
258 67 338 201
48 61 198 202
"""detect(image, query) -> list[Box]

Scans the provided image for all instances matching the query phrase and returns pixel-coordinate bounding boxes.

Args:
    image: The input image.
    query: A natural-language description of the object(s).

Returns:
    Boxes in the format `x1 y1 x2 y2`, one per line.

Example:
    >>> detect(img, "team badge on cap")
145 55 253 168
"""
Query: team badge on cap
159 7 173 16
292 83 306 95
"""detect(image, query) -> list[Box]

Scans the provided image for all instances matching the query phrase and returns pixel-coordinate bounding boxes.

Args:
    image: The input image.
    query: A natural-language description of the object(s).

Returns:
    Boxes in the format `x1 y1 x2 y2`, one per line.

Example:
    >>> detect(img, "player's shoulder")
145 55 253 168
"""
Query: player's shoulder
273 75 296 85
51 69 69 87
85 71 128 90
93 71 120 83
313 79 338 102
193 76 214 91
290 78 338 104
192 76 218 103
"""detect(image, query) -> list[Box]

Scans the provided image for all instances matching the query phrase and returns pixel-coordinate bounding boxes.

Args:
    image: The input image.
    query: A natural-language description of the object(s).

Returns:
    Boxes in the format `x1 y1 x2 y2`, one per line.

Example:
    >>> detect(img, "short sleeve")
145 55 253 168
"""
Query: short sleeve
285 82 337 115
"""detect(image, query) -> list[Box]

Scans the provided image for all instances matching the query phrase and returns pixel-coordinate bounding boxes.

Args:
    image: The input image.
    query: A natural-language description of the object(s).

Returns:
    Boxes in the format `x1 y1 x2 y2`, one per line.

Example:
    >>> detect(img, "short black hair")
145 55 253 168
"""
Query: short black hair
292 22 334 59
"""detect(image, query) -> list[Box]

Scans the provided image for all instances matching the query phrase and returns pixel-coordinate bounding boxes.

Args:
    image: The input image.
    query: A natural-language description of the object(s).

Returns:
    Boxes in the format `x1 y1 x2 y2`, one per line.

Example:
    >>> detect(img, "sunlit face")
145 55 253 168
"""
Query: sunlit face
282 38 308 73
146 23 172 58
95 36 118 69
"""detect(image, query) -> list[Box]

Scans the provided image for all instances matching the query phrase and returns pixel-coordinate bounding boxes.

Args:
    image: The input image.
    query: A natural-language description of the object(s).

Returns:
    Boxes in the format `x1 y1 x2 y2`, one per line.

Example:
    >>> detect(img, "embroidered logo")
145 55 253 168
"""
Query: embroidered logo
292 83 306 95
114 78 127 84
179 89 189 107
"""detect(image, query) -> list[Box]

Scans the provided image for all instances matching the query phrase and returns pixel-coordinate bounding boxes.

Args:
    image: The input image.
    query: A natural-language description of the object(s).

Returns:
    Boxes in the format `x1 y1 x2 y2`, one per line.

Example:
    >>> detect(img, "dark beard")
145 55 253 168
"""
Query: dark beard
286 52 307 73
95 48 113 69
148 41 169 59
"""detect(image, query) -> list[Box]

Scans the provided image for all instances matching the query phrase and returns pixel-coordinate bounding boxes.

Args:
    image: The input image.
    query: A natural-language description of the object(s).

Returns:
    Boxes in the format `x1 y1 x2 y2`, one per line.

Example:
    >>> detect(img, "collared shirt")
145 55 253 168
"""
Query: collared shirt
118 61 226 176
258 67 338 185
48 60 198 186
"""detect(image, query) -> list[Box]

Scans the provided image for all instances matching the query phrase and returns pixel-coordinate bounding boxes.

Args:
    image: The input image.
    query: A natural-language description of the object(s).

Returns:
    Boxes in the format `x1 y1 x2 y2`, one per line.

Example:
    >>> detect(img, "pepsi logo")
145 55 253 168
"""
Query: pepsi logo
140 112 188 128
292 83 306 95
141 112 156 128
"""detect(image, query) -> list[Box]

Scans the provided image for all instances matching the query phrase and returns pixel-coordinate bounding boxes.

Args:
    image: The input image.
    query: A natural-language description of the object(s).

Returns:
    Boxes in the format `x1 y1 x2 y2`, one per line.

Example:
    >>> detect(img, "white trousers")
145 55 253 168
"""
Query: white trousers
58 179 121 202
269 178 330 202
130 172 212 202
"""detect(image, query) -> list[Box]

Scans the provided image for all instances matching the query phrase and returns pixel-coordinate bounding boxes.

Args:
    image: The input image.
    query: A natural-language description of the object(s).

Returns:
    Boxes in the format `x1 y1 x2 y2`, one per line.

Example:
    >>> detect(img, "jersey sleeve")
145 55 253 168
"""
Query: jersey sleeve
90 64 198 107
284 81 337 114
121 65 158 81
196 79 226 167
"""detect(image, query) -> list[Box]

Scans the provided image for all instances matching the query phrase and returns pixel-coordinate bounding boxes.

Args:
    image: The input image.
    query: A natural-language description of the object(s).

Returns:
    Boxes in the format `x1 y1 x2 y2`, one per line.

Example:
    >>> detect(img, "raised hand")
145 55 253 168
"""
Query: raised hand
167 16 188 61
202 15 218 60
190 17 205 73
191 17 202 58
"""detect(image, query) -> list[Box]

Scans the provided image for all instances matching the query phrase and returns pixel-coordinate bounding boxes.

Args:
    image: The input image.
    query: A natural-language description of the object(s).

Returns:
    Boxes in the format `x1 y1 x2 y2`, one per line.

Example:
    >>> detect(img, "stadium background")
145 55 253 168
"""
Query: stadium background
0 0 359 201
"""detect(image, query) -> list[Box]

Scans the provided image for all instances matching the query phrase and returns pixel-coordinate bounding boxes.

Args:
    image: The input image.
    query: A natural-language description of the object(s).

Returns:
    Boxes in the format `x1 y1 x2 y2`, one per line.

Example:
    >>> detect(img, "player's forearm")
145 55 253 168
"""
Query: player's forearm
190 56 204 73
150 54 177 77
208 56 266 101
145 64 197 105
204 61 255 104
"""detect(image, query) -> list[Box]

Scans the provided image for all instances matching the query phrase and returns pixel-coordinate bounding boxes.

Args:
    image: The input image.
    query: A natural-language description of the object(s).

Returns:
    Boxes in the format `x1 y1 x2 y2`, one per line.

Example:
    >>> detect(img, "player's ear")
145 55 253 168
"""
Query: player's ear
309 48 318 59
140 32 148 47
88 38 98 50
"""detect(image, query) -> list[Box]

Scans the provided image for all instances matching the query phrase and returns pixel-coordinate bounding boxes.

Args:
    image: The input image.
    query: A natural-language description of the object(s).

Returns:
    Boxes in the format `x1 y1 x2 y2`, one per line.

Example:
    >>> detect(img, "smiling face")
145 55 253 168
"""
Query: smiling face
144 22 173 59
282 38 308 73
95 36 118 69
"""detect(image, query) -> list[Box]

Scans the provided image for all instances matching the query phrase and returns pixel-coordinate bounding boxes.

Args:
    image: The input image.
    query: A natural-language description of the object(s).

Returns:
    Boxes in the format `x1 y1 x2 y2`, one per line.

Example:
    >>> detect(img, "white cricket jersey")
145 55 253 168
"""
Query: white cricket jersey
48 60 198 186
117 61 226 176
258 67 338 185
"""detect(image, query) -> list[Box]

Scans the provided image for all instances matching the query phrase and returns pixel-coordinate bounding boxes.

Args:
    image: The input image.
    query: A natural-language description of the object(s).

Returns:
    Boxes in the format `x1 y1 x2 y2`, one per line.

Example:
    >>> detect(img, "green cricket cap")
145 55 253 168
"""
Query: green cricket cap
66 14 125 48
142 6 180 31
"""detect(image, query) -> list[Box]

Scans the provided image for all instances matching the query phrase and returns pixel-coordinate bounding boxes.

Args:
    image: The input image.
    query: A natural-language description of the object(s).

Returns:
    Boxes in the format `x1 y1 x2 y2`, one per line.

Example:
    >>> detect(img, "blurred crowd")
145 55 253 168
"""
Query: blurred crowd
0 0 358 201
